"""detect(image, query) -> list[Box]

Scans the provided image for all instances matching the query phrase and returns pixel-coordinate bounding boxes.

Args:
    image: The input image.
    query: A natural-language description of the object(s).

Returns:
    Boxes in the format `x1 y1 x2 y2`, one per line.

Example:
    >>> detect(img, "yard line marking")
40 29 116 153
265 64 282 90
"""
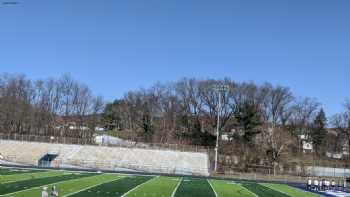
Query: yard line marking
0 166 104 176
120 176 157 197
260 184 293 197
0 180 16 184
207 179 218 197
171 177 182 197
235 183 258 197
0 174 74 197
0 170 61 182
0 174 98 197
63 176 125 197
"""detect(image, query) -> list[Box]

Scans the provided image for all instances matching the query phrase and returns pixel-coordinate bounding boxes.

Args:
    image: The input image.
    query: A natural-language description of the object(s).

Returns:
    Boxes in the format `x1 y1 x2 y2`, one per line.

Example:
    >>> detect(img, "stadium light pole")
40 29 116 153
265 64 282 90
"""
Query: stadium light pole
214 84 229 172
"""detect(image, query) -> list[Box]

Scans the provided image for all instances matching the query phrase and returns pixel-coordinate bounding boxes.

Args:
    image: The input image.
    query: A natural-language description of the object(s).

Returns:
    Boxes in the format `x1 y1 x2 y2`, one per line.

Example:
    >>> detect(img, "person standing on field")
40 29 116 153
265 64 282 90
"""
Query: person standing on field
314 179 319 191
319 179 323 191
41 187 48 197
307 178 312 190
331 180 336 190
51 186 58 197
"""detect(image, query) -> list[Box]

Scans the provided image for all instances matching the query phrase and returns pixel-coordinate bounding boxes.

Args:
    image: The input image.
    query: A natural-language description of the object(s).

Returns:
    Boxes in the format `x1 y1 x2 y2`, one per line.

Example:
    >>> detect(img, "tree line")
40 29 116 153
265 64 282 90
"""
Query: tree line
2 73 350 173
103 78 350 173
0 73 103 141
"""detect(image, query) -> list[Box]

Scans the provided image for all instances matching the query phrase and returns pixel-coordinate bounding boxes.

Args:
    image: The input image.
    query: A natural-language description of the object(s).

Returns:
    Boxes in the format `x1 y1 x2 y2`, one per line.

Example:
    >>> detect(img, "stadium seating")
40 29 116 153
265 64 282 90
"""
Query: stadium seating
0 140 209 176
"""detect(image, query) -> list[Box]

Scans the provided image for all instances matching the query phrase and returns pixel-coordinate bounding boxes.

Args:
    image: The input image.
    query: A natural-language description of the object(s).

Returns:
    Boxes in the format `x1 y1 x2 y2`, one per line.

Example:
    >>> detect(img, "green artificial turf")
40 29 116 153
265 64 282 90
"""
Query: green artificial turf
241 182 290 197
174 178 216 197
209 180 256 197
4 173 121 197
124 176 180 197
262 183 322 197
0 172 94 195
68 175 153 197
0 168 45 175
0 167 329 197
0 170 63 183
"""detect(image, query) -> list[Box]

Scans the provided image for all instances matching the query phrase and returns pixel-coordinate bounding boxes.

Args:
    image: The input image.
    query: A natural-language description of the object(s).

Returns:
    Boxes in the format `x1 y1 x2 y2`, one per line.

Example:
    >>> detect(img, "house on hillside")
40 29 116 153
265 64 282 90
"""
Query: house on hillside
326 152 343 159
221 132 232 141
220 128 242 141
56 120 90 131
298 134 313 153
302 141 313 153
324 128 349 159
326 140 350 159
94 126 106 132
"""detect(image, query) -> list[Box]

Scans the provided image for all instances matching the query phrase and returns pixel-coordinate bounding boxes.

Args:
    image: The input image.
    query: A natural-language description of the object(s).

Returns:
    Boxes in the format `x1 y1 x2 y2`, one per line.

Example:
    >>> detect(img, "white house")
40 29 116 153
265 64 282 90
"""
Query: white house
95 127 106 132
297 134 314 153
221 134 230 141
298 134 307 140
68 125 90 131
326 152 343 159
302 141 313 153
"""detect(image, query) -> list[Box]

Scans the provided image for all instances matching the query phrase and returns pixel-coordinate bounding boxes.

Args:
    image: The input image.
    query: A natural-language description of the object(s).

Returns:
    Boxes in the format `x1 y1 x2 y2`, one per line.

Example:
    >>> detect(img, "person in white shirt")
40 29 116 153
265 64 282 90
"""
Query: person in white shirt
307 178 312 190
314 179 319 191
331 180 336 190
326 180 331 190
343 179 347 191
51 186 58 197
319 179 323 191
41 187 48 197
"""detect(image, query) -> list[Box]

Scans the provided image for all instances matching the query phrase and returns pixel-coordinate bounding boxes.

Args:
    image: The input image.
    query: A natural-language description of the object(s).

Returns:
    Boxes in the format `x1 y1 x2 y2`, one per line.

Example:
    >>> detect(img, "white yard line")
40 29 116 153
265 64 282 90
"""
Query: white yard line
0 166 103 175
171 178 183 197
120 176 157 197
260 183 293 197
63 176 123 197
207 179 219 197
0 171 69 185
235 183 258 197
0 180 16 184
0 174 100 197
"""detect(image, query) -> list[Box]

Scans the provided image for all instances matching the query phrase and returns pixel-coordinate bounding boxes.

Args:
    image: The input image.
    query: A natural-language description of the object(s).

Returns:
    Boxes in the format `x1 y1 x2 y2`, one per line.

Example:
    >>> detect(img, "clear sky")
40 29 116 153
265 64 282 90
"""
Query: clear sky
1 0 350 116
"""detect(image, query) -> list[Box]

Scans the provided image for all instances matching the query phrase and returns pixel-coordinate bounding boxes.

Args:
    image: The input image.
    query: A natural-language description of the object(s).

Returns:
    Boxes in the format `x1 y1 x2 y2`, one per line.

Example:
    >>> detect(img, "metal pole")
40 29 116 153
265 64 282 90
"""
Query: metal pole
213 84 229 173
214 90 221 172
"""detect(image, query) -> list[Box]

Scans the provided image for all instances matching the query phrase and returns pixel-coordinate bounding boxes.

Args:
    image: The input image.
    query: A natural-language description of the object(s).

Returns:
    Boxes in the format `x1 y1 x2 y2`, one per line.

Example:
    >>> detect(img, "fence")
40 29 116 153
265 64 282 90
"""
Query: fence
0 133 91 145
0 133 211 153
306 166 350 178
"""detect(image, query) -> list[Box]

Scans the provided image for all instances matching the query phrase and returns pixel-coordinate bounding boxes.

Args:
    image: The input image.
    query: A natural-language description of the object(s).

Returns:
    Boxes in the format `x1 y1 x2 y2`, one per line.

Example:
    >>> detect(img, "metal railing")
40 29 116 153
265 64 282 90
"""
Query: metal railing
0 133 211 153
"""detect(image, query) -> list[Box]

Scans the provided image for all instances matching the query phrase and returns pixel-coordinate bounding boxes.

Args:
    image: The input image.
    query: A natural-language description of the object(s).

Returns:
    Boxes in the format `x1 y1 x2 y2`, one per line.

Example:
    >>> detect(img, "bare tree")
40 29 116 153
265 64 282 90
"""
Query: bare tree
261 83 294 176
332 101 350 160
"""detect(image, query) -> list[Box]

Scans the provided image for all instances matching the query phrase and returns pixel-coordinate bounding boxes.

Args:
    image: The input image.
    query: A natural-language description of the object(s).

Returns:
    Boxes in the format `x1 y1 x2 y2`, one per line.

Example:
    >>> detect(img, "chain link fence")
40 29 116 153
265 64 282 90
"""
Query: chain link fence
0 133 211 153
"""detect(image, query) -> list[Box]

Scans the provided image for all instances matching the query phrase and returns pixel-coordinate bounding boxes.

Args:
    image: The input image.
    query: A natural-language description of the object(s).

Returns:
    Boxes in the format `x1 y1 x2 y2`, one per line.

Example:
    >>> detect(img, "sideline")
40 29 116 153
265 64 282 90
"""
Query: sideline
0 173 98 196
207 179 219 197
120 176 157 197
171 177 183 197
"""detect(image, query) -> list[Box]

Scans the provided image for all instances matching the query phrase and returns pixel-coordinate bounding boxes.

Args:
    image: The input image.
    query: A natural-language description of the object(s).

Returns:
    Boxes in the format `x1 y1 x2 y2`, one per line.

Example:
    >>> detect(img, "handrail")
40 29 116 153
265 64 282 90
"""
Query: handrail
0 133 212 153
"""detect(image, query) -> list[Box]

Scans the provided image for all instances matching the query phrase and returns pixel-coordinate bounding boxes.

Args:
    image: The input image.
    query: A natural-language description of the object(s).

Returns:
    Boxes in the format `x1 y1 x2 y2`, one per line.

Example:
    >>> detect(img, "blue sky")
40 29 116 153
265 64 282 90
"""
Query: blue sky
1 0 350 116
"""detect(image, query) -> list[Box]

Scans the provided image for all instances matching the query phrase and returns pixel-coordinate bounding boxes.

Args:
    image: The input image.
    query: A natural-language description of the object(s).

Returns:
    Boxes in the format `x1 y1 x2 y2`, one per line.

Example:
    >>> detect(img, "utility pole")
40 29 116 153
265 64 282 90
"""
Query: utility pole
214 84 229 172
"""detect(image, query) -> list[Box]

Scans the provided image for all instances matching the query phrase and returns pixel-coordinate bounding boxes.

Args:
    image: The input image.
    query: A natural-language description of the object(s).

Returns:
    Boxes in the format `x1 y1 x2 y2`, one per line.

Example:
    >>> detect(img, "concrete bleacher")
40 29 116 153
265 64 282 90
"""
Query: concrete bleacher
0 140 209 176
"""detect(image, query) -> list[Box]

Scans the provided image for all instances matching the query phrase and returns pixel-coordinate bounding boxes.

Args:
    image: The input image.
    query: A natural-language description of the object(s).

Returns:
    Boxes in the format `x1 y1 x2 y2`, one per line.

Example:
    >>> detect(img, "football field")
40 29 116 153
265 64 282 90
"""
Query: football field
0 167 327 197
